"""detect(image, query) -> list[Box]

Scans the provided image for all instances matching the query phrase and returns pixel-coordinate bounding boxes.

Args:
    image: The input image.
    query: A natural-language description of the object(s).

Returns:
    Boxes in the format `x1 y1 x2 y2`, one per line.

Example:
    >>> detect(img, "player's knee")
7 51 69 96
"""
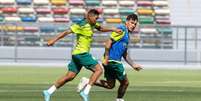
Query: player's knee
95 64 103 74
124 80 129 87
108 83 115 89
120 80 129 87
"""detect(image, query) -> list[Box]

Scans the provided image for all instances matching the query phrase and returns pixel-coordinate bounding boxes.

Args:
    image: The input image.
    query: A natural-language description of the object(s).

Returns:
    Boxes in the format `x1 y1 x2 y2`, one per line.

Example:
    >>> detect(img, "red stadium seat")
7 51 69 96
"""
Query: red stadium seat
52 8 69 14
2 7 17 13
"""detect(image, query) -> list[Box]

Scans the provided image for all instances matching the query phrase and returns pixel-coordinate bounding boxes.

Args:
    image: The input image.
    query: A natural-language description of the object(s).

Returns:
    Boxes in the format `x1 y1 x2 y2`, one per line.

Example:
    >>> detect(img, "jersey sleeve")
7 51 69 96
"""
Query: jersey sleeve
110 24 125 41
70 24 81 34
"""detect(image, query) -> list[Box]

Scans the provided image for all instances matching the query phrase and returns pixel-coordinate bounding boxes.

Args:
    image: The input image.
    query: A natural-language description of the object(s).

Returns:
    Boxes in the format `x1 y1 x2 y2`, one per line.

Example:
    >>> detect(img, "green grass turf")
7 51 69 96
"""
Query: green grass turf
0 66 201 101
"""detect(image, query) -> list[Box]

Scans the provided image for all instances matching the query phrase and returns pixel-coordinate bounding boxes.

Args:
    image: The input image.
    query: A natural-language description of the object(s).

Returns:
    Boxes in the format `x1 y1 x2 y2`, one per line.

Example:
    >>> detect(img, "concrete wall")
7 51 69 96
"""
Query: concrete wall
1 47 201 65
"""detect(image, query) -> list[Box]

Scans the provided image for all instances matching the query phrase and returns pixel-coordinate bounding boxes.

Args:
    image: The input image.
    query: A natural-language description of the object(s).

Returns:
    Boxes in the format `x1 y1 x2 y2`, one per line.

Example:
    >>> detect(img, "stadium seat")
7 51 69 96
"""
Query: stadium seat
38 17 54 22
140 28 158 34
153 1 168 6
2 7 17 13
97 18 104 23
69 0 84 5
119 1 135 6
16 0 32 5
137 8 154 15
40 26 55 33
106 18 122 23
0 0 15 5
18 8 35 14
54 17 69 23
5 16 21 22
137 1 153 6
70 16 83 23
157 28 172 34
24 26 39 32
70 8 86 14
102 0 117 6
52 8 69 14
156 19 171 25
154 9 170 15
119 8 134 15
104 9 119 15
21 16 37 22
57 26 66 32
85 0 100 6
33 0 49 5
96 8 103 14
50 0 66 5
139 16 154 24
35 8 51 14
0 16 4 22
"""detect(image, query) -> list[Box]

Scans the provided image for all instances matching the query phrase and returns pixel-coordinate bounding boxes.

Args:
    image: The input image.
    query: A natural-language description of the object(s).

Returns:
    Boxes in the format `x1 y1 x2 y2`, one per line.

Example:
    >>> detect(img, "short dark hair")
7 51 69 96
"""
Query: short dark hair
88 9 100 16
126 14 138 21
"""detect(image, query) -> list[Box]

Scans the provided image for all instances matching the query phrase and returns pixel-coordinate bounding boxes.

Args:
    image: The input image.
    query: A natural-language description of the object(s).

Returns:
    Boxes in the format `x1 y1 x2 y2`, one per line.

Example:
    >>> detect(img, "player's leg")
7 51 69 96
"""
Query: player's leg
116 76 129 101
78 53 103 101
94 64 116 89
114 62 127 101
43 59 81 101
94 79 116 89
80 63 103 101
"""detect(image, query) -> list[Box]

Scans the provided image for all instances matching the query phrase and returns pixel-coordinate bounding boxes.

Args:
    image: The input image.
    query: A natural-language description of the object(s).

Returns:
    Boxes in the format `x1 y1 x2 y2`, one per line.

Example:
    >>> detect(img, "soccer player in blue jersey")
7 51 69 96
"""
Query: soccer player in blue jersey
77 14 142 101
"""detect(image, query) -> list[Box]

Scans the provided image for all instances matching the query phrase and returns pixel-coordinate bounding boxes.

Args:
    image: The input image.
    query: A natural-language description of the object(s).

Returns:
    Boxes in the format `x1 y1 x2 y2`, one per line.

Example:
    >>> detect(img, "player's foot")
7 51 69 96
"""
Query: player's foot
77 77 89 92
116 99 125 101
43 90 51 101
80 91 89 101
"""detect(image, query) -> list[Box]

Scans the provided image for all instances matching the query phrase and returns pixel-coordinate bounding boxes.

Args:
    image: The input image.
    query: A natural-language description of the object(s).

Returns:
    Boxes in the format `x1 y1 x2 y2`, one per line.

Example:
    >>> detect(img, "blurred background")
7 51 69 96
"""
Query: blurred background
0 0 201 68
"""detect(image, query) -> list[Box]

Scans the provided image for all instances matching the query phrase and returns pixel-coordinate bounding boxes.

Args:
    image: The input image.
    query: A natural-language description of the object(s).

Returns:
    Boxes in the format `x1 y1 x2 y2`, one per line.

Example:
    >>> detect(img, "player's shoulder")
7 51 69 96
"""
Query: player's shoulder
116 24 126 31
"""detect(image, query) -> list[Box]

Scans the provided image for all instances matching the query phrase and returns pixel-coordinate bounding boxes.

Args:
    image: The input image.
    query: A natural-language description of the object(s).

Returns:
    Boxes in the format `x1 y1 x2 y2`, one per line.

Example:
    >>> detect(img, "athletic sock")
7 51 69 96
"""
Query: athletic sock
83 84 92 95
116 98 124 101
47 85 57 94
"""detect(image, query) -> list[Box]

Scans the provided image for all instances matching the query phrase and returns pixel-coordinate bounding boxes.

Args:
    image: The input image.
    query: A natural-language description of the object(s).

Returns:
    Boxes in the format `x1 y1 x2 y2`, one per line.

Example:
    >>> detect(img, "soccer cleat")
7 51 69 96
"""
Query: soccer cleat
77 77 89 92
43 90 51 101
80 91 89 101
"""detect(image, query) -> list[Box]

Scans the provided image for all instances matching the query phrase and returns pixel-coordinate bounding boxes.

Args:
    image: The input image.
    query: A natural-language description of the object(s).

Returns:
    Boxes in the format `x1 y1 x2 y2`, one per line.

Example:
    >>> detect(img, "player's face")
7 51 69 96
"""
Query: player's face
126 19 138 32
88 15 99 25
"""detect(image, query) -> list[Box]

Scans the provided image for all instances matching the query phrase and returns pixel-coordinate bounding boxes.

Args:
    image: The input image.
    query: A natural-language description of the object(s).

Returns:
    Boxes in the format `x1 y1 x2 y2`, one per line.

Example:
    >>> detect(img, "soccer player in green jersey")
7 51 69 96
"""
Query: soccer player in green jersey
42 9 122 101
77 14 142 101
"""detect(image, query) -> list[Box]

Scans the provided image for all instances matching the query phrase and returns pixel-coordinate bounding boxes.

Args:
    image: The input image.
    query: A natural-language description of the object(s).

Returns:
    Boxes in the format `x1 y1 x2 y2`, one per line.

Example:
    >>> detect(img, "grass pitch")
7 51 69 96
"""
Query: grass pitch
0 66 201 101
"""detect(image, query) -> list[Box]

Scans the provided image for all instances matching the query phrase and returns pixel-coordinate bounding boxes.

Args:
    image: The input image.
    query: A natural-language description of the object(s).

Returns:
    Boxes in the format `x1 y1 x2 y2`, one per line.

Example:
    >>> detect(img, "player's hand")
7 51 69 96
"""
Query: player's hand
114 29 123 34
133 64 142 71
47 40 55 46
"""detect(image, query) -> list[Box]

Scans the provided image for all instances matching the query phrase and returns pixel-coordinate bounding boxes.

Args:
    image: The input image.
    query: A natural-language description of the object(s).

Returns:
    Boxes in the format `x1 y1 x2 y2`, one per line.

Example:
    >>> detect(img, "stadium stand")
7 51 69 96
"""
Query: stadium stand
0 0 172 48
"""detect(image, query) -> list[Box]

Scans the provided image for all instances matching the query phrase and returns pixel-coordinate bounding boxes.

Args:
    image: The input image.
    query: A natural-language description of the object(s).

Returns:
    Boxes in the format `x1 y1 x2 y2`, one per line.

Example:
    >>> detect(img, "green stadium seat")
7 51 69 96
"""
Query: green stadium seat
119 8 134 15
0 16 4 22
139 16 154 24
57 27 66 32
157 28 172 34
85 0 100 6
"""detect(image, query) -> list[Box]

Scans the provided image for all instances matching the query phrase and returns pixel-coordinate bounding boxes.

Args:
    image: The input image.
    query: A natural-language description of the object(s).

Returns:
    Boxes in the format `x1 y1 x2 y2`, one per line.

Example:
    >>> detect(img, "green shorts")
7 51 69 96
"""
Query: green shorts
67 52 98 74
103 61 126 81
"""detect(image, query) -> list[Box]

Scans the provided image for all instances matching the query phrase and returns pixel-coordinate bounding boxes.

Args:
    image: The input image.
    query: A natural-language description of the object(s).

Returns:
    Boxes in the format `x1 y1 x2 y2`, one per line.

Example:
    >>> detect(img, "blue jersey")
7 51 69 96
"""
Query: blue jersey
109 24 129 61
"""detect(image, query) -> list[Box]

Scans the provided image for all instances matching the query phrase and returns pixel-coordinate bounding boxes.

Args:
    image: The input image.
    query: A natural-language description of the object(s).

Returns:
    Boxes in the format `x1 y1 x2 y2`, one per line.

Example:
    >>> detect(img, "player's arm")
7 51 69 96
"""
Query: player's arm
47 30 72 46
123 49 142 71
95 25 122 33
103 38 113 65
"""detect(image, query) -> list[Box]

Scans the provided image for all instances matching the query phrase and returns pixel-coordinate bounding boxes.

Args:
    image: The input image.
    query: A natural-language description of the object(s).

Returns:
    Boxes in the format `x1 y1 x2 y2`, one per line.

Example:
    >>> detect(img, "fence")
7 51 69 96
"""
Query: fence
0 24 201 65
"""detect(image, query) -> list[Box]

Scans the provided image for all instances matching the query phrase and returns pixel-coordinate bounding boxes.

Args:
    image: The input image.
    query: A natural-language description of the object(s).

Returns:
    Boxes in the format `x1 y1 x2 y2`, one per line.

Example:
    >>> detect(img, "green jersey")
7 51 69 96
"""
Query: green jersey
70 19 100 55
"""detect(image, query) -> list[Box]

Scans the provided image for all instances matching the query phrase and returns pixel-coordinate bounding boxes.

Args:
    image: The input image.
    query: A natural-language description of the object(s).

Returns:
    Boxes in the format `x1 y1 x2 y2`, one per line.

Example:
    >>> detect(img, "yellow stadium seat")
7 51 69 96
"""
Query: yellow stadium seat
106 18 122 23
51 0 66 5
